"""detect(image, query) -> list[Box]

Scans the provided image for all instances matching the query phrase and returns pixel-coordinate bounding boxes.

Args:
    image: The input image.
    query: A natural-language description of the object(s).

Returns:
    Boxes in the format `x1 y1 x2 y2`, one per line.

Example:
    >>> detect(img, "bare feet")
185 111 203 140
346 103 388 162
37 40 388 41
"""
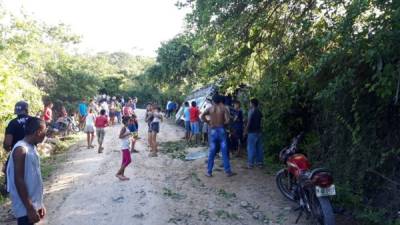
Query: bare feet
148 152 158 157
116 174 124 181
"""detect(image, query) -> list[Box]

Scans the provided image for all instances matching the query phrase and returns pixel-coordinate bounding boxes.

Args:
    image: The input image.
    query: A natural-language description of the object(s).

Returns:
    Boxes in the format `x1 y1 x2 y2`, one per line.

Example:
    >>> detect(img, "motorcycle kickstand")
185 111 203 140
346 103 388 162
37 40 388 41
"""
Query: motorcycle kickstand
295 210 303 224
293 206 302 211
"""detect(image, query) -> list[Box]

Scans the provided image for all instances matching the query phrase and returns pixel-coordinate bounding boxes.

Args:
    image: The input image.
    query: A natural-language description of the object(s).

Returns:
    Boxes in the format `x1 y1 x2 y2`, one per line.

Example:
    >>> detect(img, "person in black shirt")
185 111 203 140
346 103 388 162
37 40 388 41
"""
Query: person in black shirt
244 98 263 168
2 101 30 192
3 101 30 152
230 100 244 156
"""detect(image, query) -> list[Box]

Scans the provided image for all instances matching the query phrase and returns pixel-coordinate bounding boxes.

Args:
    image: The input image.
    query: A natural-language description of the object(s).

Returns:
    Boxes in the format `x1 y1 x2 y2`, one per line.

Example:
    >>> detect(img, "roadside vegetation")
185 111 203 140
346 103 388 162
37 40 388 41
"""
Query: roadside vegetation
146 1 399 224
1 1 399 224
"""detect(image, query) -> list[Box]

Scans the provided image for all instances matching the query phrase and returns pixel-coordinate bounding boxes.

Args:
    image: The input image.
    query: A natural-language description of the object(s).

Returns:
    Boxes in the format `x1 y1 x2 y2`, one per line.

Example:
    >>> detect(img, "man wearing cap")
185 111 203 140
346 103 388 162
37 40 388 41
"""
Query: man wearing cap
2 101 31 191
3 101 31 153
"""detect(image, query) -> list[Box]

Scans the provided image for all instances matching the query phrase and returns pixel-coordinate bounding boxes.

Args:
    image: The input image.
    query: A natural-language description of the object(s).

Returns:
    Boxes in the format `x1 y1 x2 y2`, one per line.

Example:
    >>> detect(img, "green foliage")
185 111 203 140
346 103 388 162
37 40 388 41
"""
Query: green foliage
166 0 400 224
0 9 156 173
159 140 188 160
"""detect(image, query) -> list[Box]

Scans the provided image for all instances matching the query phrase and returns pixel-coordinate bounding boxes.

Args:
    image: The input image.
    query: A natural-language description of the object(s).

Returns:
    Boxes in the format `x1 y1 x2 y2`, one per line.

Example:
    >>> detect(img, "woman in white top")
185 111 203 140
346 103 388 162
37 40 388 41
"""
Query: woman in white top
84 108 96 148
149 106 163 157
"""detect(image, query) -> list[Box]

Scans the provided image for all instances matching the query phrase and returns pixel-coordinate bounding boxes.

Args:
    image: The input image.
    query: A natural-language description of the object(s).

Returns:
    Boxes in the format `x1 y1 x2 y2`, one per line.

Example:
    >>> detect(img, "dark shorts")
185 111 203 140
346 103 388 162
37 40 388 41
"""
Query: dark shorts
17 216 34 225
151 122 160 133
148 122 152 133
79 115 86 123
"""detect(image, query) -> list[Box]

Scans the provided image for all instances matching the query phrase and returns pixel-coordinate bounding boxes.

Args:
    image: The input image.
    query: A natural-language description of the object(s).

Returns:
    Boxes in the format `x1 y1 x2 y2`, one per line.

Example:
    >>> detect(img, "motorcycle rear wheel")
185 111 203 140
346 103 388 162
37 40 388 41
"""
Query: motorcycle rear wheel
276 169 296 201
309 194 335 225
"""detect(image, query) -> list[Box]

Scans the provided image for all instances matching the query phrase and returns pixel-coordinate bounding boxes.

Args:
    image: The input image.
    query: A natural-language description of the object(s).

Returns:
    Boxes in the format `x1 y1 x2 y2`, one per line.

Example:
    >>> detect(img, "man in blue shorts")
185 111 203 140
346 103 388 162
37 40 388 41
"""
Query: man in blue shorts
183 102 191 142
78 98 88 130
189 101 201 144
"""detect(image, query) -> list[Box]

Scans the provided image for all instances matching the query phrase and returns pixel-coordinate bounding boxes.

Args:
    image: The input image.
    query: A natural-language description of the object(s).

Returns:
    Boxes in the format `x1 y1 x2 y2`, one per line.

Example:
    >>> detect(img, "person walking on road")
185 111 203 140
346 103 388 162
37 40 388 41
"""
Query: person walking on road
149 106 163 157
116 117 132 181
189 101 201 144
128 115 139 153
201 95 236 177
166 101 174 118
183 102 191 142
78 98 88 130
95 109 109 153
6 117 47 225
109 101 116 126
122 100 133 120
231 100 244 157
115 98 122 124
132 97 138 111
88 99 98 116
145 103 154 149
84 108 96 149
245 98 264 169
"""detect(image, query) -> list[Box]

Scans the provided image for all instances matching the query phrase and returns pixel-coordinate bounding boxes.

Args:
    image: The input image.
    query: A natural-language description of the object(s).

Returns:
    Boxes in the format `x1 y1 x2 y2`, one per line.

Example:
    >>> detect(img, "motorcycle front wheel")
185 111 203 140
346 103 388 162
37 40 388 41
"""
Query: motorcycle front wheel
72 125 80 133
309 194 335 225
276 169 296 201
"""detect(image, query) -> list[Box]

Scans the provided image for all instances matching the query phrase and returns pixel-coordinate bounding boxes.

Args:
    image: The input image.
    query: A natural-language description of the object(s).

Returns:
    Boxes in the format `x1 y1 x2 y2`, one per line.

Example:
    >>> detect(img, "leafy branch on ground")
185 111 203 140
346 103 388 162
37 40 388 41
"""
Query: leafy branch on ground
159 141 189 160
162 187 187 200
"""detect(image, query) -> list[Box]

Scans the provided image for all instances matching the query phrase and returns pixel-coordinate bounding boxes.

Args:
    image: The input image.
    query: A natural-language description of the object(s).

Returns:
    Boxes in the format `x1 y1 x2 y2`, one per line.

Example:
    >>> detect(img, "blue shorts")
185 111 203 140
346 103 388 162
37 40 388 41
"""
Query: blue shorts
151 122 160 133
128 124 137 133
191 122 200 134
185 121 191 133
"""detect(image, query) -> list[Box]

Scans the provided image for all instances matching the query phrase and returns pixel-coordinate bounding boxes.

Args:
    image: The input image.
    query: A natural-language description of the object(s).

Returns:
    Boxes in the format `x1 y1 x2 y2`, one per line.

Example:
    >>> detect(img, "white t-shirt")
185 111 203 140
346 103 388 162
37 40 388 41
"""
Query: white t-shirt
152 112 162 123
121 127 131 149
85 114 95 126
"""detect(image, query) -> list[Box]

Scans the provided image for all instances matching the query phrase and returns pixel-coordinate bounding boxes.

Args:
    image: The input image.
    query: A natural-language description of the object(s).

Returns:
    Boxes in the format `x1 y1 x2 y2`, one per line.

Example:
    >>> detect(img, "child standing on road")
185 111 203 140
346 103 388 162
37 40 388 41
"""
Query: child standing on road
145 103 154 150
149 106 163 157
95 109 109 153
116 117 132 181
183 102 191 142
128 115 139 153
189 101 201 144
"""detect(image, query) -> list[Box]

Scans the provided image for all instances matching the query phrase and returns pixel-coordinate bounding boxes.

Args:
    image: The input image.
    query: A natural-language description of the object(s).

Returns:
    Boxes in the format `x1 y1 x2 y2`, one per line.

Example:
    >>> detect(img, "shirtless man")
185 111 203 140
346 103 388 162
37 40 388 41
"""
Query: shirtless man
201 95 236 177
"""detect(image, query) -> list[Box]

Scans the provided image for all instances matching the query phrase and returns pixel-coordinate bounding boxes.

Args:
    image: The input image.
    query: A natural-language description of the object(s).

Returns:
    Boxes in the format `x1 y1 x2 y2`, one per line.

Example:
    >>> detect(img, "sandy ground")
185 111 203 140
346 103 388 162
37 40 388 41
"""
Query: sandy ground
1 109 323 225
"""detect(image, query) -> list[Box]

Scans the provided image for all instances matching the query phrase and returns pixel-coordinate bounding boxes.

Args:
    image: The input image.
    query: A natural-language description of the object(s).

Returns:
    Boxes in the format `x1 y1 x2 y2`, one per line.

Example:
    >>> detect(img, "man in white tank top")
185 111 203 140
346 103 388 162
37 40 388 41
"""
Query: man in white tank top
7 117 47 225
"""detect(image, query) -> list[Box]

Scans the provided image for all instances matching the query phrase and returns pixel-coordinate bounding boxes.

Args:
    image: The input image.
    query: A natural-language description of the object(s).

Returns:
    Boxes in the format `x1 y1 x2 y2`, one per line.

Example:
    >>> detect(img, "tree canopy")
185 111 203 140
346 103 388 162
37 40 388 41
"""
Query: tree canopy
0 2 399 224
144 0 400 224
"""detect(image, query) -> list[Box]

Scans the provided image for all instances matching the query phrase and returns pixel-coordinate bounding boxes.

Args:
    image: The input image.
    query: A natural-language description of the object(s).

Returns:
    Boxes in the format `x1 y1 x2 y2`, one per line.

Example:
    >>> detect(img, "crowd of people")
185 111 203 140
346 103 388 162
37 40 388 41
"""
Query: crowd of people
182 95 263 177
1 93 263 225
1 95 169 224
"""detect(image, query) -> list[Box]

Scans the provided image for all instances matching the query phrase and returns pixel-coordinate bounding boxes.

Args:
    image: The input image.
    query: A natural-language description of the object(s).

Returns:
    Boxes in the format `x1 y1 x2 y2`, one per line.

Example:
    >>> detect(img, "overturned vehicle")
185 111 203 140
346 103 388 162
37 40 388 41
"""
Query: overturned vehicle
175 83 250 126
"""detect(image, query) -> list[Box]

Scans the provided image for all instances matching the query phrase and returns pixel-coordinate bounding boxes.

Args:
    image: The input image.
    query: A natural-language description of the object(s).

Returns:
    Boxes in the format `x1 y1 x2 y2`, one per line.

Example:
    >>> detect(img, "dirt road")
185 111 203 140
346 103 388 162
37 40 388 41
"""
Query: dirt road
4 109 310 225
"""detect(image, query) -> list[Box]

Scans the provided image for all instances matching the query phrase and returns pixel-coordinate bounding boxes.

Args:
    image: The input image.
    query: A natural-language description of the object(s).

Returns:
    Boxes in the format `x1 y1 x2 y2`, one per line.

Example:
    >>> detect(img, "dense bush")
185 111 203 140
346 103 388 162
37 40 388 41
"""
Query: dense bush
153 0 400 223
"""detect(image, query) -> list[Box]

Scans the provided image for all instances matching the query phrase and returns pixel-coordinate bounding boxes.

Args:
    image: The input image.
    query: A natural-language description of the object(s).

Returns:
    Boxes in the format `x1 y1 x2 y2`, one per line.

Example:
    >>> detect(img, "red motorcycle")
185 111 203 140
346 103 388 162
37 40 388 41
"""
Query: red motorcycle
276 134 336 225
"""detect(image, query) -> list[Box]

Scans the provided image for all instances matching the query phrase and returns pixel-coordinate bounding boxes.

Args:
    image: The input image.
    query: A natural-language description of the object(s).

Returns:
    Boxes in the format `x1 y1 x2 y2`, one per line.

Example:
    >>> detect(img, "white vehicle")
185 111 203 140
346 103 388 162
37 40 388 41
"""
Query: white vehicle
175 85 216 125
175 83 251 126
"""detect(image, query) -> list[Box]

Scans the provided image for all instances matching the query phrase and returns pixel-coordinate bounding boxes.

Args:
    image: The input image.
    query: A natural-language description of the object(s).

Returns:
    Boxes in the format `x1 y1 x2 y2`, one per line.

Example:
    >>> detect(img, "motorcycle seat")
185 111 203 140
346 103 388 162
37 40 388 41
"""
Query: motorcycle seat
308 168 331 179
